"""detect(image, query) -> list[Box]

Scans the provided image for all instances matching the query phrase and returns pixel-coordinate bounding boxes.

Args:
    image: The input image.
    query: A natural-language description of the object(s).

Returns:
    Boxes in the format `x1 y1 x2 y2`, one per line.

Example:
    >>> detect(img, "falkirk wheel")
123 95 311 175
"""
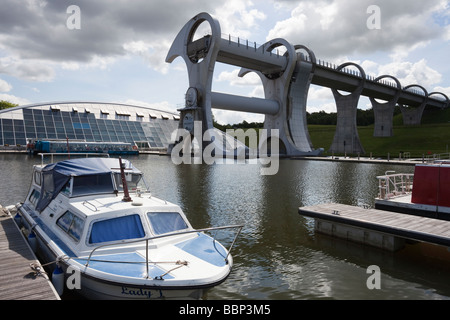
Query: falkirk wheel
165 12 323 158
165 12 449 158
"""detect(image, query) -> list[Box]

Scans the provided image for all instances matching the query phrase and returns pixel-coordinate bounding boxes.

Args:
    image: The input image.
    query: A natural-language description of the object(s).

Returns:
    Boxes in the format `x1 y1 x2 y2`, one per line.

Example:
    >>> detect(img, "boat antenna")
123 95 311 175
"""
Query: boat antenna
119 157 132 202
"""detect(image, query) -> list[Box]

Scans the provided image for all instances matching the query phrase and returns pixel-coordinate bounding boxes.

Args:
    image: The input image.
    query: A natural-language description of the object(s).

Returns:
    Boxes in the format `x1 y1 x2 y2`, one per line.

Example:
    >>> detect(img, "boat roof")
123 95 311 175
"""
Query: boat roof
36 157 140 212
42 157 141 176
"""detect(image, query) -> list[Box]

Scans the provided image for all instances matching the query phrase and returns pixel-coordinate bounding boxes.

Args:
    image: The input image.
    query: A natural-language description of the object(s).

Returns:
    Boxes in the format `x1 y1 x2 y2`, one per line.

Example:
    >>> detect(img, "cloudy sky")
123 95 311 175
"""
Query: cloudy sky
1 0 449 125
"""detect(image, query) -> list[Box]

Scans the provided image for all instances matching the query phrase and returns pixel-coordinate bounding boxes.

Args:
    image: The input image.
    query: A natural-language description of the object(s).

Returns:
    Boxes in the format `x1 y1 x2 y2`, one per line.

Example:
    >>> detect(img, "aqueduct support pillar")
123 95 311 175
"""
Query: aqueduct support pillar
329 63 366 155
286 46 317 153
371 75 401 137
399 85 428 126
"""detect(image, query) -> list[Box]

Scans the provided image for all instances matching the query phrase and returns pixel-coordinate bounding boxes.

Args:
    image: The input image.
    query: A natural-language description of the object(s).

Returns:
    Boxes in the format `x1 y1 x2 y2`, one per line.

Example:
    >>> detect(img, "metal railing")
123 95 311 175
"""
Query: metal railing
84 224 244 279
425 152 450 163
376 171 414 200
38 152 109 165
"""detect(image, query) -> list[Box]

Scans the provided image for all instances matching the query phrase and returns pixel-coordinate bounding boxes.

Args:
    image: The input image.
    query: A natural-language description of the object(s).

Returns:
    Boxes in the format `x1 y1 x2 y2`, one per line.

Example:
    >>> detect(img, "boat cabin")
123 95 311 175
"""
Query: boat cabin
22 157 192 256
410 163 450 208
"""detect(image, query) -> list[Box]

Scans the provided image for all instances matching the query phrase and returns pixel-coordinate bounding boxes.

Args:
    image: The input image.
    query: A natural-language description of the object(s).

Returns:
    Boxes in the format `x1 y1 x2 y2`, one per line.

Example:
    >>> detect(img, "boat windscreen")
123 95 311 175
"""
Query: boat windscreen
113 172 145 191
147 212 188 235
72 173 115 197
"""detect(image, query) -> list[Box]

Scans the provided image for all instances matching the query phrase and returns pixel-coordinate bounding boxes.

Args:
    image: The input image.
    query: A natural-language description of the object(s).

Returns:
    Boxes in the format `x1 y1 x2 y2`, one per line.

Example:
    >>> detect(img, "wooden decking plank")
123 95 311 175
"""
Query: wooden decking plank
0 214 59 300
415 221 450 234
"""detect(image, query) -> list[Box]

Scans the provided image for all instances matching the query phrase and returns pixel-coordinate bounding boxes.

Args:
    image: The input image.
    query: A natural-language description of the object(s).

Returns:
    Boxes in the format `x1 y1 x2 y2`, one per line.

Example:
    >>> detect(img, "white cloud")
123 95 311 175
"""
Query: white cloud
0 56 55 82
213 109 264 125
61 61 80 70
0 93 30 105
0 78 12 92
121 99 178 114
308 86 334 101
360 60 380 77
248 85 264 99
307 102 337 113
0 0 221 80
378 59 442 89
432 86 450 99
123 41 151 55
267 0 445 61
213 0 267 37
306 86 335 113
216 69 261 87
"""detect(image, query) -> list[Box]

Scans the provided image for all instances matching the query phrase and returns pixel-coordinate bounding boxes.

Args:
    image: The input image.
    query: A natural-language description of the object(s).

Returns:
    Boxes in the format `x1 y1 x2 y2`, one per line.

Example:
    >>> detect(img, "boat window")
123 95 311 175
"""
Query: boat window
71 173 114 197
113 172 144 191
147 212 189 235
29 189 40 207
56 211 85 242
34 171 41 186
61 180 71 197
89 214 145 244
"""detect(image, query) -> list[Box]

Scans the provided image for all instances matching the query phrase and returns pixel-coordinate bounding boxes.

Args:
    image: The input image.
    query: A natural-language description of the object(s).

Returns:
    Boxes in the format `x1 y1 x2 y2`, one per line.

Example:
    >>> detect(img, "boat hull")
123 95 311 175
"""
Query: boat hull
60 266 209 300
18 208 232 300
375 198 450 221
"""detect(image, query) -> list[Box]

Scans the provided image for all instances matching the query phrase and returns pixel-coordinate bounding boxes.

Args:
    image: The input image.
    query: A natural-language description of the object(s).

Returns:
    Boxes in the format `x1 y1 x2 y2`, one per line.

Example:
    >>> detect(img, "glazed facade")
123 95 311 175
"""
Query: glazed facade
0 102 179 151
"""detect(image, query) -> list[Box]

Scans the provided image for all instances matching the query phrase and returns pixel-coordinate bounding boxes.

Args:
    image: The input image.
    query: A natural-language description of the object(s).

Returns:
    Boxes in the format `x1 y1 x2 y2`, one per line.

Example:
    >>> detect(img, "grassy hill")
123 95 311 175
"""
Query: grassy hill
308 107 450 158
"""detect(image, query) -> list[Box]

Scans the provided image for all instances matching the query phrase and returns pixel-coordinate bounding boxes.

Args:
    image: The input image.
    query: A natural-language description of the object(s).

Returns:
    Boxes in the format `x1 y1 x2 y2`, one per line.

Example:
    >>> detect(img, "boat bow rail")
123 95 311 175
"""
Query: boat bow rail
376 172 414 200
83 224 243 280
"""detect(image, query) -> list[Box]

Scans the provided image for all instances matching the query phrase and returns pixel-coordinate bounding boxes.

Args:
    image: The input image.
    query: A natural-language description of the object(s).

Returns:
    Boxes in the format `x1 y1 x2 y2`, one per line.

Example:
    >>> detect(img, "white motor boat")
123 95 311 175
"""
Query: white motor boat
16 155 242 299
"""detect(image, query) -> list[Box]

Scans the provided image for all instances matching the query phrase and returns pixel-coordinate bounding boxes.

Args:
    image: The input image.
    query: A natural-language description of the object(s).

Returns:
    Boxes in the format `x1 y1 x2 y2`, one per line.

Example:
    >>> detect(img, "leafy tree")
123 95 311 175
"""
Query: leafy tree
0 100 18 110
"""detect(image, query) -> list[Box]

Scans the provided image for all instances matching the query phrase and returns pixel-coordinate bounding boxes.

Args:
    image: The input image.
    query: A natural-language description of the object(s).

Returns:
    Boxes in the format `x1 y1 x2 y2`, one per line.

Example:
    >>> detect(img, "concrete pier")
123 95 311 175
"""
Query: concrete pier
299 203 450 252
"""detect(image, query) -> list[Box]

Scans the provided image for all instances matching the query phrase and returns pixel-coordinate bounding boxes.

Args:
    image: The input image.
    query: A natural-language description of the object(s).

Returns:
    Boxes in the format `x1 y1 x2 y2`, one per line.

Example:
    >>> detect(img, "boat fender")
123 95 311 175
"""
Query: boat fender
5 204 17 214
52 267 65 296
14 213 22 228
132 199 143 206
28 232 37 253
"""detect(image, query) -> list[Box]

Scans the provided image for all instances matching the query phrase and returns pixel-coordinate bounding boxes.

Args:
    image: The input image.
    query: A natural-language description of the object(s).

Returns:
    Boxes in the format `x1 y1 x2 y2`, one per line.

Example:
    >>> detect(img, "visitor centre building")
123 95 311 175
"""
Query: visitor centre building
0 101 180 152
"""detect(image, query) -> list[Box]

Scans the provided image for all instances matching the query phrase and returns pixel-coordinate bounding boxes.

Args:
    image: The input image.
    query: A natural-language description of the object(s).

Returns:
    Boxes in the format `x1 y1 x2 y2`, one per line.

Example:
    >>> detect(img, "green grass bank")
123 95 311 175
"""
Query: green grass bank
308 108 450 158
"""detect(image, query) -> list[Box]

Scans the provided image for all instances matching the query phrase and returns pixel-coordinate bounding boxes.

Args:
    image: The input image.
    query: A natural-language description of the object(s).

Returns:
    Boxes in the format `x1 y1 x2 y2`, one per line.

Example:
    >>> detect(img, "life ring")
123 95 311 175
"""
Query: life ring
132 145 138 150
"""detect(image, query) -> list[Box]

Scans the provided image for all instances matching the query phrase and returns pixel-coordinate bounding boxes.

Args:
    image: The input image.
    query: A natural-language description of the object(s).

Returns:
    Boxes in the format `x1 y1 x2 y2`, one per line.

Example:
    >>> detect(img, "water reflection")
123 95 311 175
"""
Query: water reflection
1 154 449 300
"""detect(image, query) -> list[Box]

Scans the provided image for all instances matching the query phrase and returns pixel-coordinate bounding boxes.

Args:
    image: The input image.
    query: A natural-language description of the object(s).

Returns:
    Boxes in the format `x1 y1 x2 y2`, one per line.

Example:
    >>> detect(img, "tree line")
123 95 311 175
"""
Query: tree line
306 109 377 126
217 107 402 129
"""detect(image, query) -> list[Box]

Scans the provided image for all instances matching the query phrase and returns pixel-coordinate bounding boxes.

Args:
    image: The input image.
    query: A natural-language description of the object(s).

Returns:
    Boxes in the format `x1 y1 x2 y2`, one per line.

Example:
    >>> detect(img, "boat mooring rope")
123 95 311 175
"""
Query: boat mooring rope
29 262 47 277
29 255 70 275
29 254 189 280
154 260 189 280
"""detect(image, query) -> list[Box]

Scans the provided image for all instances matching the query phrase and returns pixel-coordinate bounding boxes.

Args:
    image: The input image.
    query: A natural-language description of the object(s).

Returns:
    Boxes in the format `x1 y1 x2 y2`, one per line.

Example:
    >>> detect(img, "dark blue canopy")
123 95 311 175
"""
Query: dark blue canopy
36 158 135 212
44 157 114 176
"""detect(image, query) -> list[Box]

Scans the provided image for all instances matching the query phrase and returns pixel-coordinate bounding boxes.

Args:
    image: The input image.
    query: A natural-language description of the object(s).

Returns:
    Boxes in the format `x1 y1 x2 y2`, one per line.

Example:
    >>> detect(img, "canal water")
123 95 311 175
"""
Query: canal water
1 153 450 300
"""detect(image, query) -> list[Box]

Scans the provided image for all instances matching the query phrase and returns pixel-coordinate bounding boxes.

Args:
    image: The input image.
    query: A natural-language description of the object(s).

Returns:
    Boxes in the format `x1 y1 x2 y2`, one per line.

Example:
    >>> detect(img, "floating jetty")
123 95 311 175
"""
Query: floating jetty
0 205 59 300
298 203 450 252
